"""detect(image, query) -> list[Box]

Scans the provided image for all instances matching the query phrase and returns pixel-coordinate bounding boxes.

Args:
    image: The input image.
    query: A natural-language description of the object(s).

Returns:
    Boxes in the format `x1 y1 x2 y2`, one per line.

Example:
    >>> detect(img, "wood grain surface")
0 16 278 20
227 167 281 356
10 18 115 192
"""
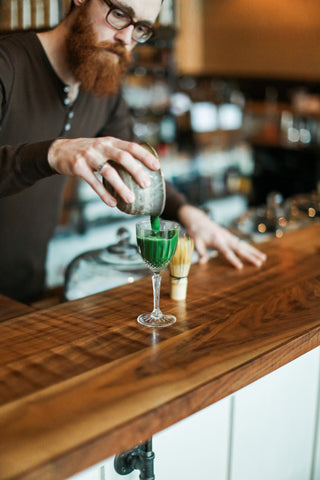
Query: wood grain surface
0 294 33 322
0 224 320 480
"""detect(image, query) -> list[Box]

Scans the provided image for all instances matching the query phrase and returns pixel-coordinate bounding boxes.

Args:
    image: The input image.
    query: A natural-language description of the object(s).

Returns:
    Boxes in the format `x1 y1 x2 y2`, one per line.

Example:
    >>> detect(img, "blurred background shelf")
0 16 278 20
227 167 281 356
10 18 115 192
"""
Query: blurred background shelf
1 0 320 292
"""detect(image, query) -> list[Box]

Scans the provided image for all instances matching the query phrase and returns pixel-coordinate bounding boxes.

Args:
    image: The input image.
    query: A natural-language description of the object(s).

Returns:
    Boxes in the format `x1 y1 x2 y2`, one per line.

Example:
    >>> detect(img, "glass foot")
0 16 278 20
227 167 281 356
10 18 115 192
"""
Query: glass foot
137 312 176 328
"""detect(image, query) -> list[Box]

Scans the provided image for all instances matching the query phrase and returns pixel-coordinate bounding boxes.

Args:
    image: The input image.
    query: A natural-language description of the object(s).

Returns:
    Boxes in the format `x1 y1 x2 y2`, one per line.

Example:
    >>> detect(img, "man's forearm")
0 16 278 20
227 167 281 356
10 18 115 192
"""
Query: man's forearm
0 140 56 197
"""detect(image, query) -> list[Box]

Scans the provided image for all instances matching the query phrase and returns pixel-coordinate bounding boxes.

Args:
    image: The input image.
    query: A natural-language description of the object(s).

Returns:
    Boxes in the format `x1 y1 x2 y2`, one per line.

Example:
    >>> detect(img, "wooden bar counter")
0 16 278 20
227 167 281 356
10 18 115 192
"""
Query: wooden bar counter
0 294 33 322
0 223 320 480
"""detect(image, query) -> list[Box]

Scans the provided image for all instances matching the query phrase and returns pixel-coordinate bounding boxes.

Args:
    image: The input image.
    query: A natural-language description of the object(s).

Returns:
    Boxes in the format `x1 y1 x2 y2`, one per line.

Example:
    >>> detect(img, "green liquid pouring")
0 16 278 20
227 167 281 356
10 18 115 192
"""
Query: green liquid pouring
151 216 160 232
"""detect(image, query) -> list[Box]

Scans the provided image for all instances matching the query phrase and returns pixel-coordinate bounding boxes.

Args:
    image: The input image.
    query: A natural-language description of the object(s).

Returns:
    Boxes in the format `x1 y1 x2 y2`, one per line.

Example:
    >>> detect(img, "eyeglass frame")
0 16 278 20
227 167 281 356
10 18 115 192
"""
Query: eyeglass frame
102 0 155 43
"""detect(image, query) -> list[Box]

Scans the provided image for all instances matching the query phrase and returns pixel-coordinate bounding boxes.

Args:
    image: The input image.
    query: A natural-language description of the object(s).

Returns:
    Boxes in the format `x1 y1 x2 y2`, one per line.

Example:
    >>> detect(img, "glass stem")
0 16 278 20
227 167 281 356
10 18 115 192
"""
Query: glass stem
152 273 162 318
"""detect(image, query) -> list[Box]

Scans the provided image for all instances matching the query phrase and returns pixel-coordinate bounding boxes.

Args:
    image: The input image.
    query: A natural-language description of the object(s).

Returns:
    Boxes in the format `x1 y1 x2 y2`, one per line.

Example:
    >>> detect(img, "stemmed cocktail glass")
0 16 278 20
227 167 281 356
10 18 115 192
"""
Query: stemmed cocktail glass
136 219 179 327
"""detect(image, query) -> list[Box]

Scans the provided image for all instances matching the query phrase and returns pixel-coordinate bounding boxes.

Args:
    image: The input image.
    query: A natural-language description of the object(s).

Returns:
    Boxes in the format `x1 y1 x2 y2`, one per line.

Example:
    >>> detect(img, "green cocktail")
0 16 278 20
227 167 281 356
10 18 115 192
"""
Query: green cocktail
137 227 178 272
136 219 179 327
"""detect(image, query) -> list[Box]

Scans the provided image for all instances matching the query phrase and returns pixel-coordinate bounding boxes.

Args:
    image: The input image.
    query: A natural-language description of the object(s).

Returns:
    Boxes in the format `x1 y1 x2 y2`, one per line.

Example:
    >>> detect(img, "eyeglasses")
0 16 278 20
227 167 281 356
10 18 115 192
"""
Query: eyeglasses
103 0 154 43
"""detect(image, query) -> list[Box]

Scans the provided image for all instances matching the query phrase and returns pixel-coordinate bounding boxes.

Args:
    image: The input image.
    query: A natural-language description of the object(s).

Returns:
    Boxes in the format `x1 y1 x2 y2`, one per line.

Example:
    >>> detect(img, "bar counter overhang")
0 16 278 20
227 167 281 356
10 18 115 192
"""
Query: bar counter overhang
0 223 320 480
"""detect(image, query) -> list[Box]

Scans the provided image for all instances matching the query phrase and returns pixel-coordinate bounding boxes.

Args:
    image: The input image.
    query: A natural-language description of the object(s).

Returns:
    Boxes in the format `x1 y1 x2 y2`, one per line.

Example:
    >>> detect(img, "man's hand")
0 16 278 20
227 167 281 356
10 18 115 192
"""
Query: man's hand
178 204 267 269
48 137 160 207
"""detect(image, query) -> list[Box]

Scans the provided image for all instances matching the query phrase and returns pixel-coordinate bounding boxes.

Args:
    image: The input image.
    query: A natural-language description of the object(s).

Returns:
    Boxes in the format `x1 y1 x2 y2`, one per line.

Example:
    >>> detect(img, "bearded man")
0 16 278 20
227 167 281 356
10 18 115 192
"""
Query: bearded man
0 0 266 303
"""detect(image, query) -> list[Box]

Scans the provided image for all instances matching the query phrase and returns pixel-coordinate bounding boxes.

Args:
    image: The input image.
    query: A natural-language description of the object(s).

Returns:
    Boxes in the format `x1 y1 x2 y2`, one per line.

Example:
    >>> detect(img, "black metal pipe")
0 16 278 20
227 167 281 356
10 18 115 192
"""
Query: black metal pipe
114 437 155 479
138 438 155 480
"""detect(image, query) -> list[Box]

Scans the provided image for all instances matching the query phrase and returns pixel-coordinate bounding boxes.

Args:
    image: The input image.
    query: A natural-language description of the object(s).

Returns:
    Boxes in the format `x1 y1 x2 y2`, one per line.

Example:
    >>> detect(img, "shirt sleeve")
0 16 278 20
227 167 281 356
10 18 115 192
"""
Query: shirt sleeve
162 180 187 221
0 140 57 198
0 45 56 197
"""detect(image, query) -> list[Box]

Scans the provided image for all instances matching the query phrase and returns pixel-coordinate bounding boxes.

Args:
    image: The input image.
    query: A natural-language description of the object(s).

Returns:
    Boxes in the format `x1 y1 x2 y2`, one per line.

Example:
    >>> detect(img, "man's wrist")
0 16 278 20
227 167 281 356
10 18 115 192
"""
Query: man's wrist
47 138 65 173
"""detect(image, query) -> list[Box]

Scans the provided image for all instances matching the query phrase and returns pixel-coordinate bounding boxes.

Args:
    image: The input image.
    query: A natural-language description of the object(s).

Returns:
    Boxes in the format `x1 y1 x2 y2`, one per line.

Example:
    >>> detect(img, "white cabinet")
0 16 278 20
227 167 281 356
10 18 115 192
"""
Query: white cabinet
313 426 320 480
94 395 231 480
102 458 137 480
67 458 138 480
230 347 320 480
311 366 320 480
153 396 232 480
66 458 133 480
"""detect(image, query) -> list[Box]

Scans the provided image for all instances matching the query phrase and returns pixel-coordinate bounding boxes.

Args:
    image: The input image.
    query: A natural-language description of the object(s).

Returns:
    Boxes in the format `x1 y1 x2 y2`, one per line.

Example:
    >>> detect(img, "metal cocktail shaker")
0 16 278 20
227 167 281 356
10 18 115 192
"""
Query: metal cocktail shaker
103 143 166 217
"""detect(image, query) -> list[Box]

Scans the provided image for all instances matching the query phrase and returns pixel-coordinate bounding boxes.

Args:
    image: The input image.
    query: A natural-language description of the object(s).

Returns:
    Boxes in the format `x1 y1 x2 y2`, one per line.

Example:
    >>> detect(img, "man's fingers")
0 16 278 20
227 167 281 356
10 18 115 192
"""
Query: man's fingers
121 141 160 170
112 150 152 189
193 237 209 264
77 161 118 207
222 248 244 270
100 162 135 204
99 140 161 189
48 137 163 207
234 239 266 267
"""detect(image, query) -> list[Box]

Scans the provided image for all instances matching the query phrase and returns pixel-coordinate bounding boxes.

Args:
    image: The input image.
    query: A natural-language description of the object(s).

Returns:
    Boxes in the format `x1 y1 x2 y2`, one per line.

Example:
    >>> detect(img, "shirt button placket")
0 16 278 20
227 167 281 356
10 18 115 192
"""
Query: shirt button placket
62 86 74 135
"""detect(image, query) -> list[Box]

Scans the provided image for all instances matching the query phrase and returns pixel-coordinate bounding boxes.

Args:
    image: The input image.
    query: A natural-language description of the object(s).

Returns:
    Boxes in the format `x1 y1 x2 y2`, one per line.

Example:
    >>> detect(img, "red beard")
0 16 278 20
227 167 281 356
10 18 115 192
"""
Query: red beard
66 5 131 97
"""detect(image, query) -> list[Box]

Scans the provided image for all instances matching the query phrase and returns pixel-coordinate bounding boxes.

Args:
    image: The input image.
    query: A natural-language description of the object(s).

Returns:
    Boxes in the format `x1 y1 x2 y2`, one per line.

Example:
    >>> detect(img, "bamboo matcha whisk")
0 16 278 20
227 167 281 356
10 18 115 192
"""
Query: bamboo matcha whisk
169 236 194 301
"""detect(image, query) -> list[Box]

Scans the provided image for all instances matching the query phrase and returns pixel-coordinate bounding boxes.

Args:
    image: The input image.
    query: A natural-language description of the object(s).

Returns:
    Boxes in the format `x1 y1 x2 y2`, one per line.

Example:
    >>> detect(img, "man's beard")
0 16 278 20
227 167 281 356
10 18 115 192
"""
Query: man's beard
66 5 131 97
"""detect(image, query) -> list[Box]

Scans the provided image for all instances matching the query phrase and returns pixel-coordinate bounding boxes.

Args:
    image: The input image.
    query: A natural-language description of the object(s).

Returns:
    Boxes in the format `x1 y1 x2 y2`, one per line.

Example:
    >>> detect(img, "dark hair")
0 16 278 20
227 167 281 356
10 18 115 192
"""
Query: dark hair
68 0 164 14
